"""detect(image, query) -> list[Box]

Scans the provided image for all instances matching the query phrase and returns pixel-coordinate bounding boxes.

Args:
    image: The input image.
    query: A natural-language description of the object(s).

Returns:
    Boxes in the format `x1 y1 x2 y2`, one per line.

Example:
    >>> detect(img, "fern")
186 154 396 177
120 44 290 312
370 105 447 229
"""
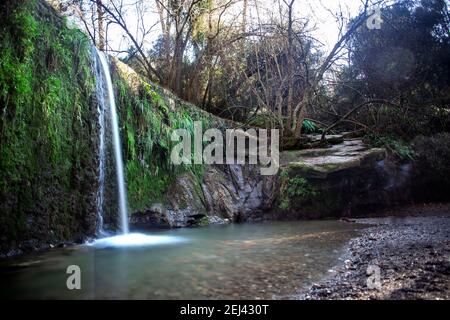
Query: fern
302 119 317 133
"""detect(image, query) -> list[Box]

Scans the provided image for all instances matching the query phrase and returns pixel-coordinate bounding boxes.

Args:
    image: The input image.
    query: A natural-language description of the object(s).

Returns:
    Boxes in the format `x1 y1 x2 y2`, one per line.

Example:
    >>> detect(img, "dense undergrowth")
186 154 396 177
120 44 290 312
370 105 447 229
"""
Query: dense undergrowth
364 133 415 161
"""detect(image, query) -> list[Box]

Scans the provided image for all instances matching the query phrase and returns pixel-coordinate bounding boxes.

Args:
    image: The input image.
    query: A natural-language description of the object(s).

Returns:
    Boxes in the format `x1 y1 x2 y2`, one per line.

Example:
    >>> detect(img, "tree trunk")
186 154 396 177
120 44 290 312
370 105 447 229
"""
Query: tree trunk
171 42 183 96
96 0 105 50
286 1 294 124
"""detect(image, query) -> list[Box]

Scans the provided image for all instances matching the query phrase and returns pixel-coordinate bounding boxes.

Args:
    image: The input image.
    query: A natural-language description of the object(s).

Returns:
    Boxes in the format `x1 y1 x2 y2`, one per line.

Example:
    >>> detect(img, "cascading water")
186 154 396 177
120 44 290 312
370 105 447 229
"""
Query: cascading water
93 47 129 234
91 47 184 248
93 47 106 235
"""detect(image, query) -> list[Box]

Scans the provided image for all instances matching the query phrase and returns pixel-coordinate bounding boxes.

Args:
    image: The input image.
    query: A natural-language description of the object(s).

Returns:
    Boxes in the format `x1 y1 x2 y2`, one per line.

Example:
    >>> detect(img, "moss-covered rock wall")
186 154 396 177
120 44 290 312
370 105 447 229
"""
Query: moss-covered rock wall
112 60 224 213
0 0 99 254
0 0 236 252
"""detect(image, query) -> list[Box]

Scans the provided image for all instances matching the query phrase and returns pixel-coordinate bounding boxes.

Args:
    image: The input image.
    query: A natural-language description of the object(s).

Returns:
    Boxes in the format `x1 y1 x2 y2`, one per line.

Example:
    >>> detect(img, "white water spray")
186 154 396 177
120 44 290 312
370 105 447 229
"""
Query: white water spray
93 48 129 234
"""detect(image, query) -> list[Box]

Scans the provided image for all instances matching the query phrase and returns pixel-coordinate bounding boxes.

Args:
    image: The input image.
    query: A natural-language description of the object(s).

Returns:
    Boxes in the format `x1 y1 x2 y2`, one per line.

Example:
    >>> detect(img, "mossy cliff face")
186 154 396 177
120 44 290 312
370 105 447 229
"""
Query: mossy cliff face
111 60 224 212
0 0 99 253
0 0 268 248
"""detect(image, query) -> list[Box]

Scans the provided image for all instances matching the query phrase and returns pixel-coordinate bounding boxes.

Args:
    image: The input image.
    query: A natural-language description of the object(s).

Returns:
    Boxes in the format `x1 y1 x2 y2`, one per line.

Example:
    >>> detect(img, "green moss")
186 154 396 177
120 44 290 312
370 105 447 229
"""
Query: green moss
318 163 343 171
278 168 345 215
113 69 218 213
0 0 97 247
278 169 318 210
194 216 210 227
279 199 290 210
285 162 317 173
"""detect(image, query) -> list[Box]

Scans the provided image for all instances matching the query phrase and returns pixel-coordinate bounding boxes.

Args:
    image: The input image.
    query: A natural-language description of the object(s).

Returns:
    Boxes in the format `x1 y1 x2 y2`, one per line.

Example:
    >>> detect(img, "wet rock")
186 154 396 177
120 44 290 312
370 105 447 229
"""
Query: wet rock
130 203 173 228
57 242 70 248
201 165 276 222
19 240 39 252
6 248 23 257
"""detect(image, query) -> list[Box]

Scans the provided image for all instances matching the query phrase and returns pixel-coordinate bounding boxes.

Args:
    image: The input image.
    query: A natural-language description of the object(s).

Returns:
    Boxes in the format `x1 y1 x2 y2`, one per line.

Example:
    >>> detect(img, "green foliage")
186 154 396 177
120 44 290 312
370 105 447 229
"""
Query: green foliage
302 119 318 133
278 170 317 210
126 159 172 209
115 78 172 211
279 199 290 210
0 0 97 246
365 133 414 160
194 216 210 227
114 72 219 213
285 177 318 198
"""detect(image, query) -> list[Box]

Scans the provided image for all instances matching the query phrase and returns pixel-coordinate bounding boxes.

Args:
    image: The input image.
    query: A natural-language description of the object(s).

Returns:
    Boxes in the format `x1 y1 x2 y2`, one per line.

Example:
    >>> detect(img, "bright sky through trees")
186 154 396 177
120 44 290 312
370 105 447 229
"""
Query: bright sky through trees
89 0 365 57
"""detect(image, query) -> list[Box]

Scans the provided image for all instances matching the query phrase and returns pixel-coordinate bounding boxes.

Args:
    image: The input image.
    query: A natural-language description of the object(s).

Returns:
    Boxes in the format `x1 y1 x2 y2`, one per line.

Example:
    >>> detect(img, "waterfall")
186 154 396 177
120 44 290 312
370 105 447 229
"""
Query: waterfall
93 47 129 234
89 47 185 248
93 47 106 235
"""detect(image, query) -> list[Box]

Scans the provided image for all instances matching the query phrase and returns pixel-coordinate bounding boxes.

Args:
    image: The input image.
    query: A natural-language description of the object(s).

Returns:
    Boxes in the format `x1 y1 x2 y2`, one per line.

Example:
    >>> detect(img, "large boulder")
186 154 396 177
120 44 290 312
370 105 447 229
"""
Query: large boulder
129 164 277 229
269 139 413 219
201 165 277 222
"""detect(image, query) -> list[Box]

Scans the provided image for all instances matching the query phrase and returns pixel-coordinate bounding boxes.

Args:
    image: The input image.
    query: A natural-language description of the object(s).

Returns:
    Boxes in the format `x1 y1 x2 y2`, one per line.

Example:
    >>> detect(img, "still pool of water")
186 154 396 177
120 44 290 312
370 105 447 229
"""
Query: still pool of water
0 220 365 299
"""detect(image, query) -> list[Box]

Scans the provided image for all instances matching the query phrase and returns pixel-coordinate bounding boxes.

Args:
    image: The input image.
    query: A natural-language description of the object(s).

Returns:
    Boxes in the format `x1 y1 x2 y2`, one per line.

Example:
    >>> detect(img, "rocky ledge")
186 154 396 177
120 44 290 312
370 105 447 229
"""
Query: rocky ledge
260 138 413 220
131 136 415 228
280 139 386 179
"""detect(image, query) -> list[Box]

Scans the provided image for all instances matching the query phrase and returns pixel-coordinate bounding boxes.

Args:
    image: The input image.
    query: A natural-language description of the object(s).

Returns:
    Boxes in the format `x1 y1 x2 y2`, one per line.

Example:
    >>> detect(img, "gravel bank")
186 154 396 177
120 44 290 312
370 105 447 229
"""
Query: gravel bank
297 204 450 300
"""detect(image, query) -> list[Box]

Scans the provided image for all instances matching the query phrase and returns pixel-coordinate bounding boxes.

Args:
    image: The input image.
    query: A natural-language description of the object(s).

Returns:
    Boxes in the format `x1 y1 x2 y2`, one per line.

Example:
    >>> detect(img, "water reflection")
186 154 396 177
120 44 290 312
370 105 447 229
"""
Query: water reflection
0 220 365 299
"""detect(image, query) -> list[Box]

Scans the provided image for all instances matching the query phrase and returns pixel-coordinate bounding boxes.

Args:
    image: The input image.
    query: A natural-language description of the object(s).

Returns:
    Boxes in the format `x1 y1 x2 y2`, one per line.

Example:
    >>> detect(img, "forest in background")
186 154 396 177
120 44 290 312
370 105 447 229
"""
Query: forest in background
48 0 450 143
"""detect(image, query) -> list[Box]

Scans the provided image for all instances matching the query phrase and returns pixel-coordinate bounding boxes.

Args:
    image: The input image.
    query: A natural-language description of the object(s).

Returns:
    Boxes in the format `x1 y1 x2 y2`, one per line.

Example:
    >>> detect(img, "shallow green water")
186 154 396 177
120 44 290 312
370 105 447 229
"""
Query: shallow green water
0 220 364 299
